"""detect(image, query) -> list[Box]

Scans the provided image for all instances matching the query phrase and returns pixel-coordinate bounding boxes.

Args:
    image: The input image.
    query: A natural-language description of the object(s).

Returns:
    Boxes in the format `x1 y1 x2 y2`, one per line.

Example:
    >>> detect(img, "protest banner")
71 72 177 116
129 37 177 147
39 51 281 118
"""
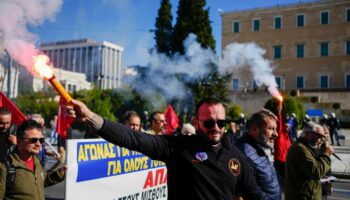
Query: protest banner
66 138 167 200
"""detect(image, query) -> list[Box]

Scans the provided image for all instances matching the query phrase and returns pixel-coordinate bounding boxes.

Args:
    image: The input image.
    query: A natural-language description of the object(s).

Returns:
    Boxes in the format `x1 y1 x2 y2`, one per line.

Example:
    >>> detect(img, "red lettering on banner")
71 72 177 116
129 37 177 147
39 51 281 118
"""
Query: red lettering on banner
155 168 164 186
162 173 167 184
144 171 154 188
143 168 167 189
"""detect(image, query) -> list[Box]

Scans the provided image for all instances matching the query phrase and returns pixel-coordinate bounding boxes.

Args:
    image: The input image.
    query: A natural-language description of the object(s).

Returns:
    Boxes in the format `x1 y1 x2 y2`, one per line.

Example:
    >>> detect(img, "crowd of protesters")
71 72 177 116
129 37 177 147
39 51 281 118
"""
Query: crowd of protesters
0 108 66 199
63 97 342 200
0 94 344 199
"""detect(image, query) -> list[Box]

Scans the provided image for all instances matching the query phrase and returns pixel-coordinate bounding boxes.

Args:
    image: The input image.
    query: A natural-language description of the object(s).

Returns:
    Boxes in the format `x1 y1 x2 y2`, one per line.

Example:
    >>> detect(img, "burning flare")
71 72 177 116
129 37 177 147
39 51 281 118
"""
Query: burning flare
276 94 283 114
277 95 283 102
33 54 72 103
33 55 54 79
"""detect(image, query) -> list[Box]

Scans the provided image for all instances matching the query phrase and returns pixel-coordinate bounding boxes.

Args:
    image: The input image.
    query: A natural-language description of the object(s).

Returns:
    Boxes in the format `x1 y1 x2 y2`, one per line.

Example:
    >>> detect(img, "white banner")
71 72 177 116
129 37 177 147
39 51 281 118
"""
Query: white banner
66 139 168 200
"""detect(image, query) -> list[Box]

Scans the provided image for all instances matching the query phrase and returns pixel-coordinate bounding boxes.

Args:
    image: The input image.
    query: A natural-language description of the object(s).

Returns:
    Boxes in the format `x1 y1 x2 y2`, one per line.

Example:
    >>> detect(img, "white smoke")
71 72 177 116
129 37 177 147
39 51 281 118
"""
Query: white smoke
129 34 215 100
129 35 280 102
0 0 63 69
219 42 280 97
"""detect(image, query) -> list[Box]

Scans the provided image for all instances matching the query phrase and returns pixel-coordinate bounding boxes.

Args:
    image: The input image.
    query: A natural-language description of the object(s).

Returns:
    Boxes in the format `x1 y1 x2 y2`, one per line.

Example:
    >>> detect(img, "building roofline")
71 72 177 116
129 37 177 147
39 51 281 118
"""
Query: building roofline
99 41 124 51
221 0 347 16
40 38 94 47
40 38 124 51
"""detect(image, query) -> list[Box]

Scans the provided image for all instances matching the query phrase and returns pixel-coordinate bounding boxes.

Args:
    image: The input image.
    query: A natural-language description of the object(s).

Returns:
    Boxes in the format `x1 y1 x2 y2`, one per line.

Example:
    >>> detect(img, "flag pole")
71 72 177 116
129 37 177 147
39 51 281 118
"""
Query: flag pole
45 139 60 158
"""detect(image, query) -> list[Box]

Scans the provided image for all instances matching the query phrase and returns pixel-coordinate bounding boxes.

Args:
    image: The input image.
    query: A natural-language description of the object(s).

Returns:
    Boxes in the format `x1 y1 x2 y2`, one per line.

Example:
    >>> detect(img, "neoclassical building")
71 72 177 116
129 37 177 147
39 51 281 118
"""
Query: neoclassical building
221 0 350 117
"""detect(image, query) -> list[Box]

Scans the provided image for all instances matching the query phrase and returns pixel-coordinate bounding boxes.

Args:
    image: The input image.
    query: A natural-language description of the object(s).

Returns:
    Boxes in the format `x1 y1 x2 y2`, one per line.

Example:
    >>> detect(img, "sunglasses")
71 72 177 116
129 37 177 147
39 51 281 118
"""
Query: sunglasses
200 119 226 129
22 137 45 144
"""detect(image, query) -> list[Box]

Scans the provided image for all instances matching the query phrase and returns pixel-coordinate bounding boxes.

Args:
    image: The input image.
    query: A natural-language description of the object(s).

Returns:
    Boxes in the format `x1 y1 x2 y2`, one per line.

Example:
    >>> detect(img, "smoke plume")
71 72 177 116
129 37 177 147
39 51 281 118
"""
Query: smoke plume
127 34 215 100
0 0 63 70
128 35 280 102
220 42 280 97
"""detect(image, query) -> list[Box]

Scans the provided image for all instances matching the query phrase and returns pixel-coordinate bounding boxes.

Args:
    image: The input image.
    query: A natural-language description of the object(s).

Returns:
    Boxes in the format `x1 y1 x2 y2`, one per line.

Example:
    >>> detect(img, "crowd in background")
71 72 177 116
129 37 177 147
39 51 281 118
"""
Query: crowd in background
0 100 344 199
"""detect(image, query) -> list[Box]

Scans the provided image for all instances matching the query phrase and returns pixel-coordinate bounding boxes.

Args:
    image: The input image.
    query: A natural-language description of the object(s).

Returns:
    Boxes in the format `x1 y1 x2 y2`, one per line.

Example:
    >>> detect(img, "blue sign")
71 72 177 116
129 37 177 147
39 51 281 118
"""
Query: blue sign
76 141 165 182
306 109 323 116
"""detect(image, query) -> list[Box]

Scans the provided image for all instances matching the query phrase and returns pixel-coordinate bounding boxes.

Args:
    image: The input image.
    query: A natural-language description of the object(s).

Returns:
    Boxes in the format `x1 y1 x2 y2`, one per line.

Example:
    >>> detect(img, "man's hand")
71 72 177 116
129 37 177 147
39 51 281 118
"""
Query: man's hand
58 165 68 176
321 142 334 157
8 135 17 145
66 99 104 131
66 99 95 122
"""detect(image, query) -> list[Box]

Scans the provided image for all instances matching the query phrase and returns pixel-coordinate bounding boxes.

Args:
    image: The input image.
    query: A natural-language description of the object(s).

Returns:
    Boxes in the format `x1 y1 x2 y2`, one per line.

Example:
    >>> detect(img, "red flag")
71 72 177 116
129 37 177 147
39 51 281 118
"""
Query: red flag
56 97 74 139
164 104 179 134
0 92 27 126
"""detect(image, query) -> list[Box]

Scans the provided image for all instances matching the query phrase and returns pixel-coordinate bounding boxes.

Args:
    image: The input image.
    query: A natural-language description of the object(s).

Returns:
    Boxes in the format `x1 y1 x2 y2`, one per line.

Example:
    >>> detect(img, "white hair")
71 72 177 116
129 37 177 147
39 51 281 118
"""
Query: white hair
301 122 323 137
181 123 196 135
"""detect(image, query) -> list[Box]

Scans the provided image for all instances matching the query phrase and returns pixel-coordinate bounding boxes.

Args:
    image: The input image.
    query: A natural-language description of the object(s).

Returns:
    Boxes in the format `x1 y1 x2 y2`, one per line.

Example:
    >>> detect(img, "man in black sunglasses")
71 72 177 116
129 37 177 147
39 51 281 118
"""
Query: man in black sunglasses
236 109 280 200
0 120 66 199
66 97 266 200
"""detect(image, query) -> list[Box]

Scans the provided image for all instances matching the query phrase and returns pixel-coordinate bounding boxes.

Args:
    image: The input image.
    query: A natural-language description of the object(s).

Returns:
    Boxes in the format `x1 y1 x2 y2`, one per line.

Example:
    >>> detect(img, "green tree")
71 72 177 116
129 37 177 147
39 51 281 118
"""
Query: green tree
264 96 305 120
154 0 173 56
226 104 243 121
172 0 215 54
15 92 58 125
188 63 232 106
110 88 155 121
73 88 116 121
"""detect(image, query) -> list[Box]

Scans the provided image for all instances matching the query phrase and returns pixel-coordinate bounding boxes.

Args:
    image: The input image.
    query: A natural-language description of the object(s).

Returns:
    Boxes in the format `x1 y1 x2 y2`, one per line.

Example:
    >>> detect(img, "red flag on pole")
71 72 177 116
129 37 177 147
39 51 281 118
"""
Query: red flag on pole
0 92 27 126
56 97 74 139
164 104 179 134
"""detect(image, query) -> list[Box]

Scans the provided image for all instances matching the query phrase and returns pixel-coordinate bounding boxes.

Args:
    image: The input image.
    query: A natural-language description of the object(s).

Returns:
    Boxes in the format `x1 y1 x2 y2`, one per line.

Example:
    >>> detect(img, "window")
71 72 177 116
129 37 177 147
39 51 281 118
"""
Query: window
233 21 240 33
275 77 282 89
296 76 304 89
320 11 329 25
253 18 260 32
320 75 329 89
296 14 305 27
320 42 329 56
346 74 350 88
274 16 282 29
232 79 239 90
346 41 350 55
273 45 282 59
347 8 350 22
296 44 304 58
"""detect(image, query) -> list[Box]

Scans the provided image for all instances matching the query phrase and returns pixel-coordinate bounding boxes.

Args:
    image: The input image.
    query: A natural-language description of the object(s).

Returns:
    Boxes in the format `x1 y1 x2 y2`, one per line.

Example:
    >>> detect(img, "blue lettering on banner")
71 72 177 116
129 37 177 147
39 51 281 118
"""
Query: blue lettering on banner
76 141 165 182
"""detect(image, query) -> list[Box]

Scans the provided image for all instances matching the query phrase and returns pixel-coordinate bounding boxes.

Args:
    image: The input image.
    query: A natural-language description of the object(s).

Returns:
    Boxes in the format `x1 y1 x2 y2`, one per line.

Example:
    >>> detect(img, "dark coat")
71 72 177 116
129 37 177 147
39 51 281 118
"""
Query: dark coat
98 120 267 200
0 152 65 200
285 138 331 200
236 134 281 200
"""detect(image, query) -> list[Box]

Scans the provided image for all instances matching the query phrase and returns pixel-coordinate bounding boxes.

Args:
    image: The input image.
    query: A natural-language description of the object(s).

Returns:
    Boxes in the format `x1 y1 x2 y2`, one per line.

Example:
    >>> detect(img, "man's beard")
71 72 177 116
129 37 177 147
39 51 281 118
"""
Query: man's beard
260 140 274 149
257 131 273 149
309 137 322 149
310 142 321 149
197 129 222 146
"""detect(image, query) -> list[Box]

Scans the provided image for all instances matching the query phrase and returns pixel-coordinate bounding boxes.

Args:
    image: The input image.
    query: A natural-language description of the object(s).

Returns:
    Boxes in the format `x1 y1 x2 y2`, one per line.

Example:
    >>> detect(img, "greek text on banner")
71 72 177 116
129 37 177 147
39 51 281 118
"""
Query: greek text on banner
76 141 165 182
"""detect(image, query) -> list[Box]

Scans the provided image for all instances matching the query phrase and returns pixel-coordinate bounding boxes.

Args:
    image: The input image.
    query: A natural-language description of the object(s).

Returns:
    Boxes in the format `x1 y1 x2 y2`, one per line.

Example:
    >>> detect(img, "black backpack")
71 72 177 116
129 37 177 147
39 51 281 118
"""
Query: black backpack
1 155 16 190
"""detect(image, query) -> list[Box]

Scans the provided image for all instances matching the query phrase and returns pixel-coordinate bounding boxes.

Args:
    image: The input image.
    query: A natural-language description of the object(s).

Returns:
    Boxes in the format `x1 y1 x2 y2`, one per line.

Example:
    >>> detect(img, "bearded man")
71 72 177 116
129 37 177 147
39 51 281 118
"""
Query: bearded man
236 109 280 200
